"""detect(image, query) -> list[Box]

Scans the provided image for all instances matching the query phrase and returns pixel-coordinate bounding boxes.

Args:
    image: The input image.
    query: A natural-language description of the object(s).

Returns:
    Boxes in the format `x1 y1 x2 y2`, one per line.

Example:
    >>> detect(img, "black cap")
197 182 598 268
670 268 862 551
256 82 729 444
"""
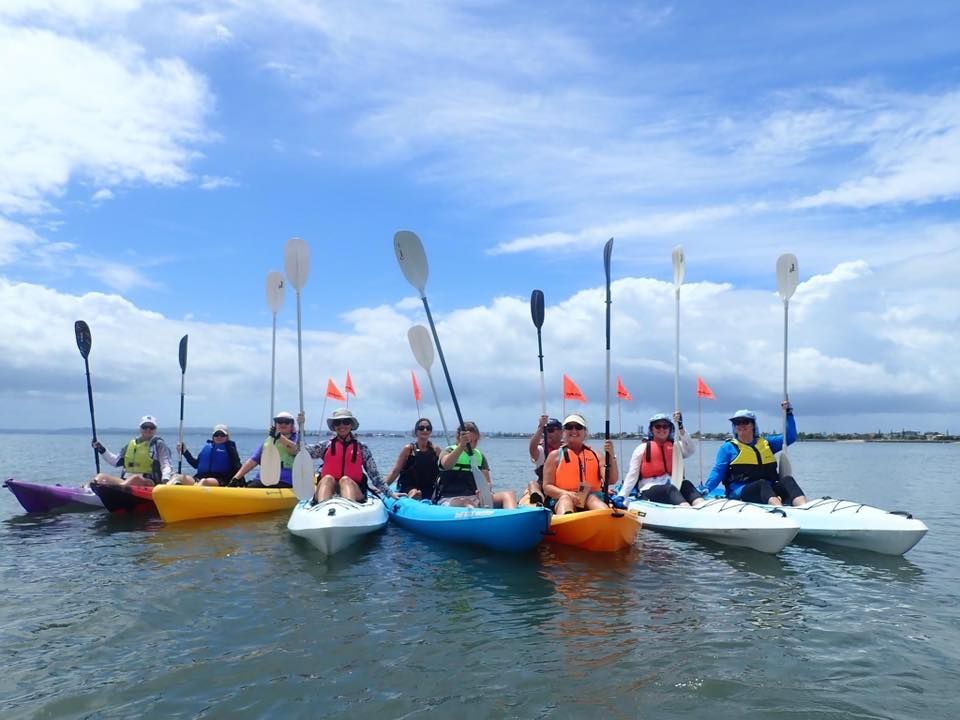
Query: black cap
545 417 562 429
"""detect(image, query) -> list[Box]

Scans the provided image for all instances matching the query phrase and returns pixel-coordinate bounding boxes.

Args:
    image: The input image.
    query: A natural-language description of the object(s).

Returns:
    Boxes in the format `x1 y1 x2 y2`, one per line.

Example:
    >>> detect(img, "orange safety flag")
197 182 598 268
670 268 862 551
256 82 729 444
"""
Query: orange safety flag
616 375 632 401
344 370 356 397
696 376 716 400
326 378 347 402
411 371 422 402
562 374 587 403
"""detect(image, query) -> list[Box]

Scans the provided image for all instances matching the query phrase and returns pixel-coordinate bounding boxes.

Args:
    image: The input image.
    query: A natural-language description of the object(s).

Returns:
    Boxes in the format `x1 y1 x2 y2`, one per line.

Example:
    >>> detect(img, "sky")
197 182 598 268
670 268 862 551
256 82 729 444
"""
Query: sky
2 0 959 437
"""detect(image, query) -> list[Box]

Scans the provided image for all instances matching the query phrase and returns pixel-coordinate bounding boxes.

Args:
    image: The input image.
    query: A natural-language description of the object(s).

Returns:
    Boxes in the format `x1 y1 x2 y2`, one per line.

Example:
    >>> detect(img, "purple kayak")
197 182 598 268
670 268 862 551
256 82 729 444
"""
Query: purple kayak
3 478 104 513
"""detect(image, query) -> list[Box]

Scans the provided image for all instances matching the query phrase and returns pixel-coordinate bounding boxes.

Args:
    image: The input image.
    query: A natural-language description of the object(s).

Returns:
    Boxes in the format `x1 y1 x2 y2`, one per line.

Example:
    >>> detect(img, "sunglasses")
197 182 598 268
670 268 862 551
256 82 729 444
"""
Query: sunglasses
546 426 562 432
213 432 227 438
733 419 753 426
333 419 354 427
563 423 585 431
275 419 294 425
416 425 432 432
652 423 672 430
140 425 156 430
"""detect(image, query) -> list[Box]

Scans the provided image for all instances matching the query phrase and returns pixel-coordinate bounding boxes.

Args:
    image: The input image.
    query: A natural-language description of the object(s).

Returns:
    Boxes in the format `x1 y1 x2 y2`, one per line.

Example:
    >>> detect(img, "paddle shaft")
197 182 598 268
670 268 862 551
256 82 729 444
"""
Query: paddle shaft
177 371 186 473
295 289 305 449
603 239 613 497
783 299 790 441
424 369 451 446
270 311 278 420
419 297 466 433
83 355 100 473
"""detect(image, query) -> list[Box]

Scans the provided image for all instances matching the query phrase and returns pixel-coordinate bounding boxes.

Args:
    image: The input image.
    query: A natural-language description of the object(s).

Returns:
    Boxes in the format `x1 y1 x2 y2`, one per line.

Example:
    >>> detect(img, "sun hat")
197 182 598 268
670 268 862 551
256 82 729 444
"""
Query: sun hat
728 409 757 423
647 412 675 439
562 413 587 428
139 415 158 428
327 408 359 431
212 424 229 435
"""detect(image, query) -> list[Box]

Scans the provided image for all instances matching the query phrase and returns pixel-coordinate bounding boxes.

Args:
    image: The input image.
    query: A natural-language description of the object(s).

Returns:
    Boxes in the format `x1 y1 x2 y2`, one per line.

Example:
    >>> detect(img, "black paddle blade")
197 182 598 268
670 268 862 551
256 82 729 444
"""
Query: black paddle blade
178 335 188 373
530 290 545 329
74 321 92 359
603 238 614 282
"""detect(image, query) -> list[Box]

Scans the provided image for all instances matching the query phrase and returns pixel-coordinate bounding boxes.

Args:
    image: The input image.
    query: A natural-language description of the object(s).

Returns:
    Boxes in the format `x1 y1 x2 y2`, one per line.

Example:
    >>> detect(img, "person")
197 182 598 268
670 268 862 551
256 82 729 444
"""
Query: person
612 412 705 508
91 415 173 486
306 408 392 503
542 413 618 515
436 422 517 508
383 418 443 500
229 411 300 488
174 425 241 486
524 415 563 505
702 402 807 507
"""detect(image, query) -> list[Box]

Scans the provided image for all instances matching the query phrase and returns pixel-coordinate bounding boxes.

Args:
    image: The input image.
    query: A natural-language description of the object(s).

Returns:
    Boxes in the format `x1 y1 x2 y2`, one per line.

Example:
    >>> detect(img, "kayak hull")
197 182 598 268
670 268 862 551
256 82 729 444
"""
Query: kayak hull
628 498 800 554
89 482 157 515
383 496 551 552
3 478 103 513
287 497 389 555
545 508 642 552
764 497 928 555
152 484 298 523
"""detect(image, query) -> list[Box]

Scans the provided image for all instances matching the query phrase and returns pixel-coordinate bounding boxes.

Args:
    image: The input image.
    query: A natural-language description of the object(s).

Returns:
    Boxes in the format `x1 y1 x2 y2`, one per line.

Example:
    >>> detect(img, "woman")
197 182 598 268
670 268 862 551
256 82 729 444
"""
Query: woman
613 412 704 507
384 418 443 500
174 424 241 486
307 408 391 503
437 422 517 508
91 415 173 486
542 413 618 515
230 411 299 488
524 415 563 505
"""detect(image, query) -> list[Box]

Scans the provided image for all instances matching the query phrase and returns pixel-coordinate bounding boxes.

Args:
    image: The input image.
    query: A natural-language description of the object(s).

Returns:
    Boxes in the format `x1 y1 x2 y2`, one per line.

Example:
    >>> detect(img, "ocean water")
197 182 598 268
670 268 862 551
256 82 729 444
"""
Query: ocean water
2 432 958 719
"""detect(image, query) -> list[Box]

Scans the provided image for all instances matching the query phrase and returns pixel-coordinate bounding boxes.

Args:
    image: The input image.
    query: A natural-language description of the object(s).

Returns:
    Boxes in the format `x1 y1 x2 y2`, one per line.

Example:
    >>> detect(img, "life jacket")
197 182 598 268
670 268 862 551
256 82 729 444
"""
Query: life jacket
725 437 778 490
640 440 672 479
397 442 439 495
436 447 484 498
263 435 296 469
321 436 364 483
553 444 602 493
197 440 236 476
123 437 159 478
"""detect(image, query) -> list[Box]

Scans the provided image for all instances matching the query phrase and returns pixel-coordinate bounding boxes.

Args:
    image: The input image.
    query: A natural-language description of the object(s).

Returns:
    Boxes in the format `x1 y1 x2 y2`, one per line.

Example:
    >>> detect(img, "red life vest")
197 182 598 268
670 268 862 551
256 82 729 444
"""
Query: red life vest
641 440 673 479
554 444 602 492
321 437 364 482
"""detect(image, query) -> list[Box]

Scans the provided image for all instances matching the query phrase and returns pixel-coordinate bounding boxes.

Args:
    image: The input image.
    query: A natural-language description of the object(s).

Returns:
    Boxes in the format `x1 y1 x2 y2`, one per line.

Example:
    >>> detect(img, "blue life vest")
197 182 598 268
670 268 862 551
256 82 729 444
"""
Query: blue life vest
197 441 234 475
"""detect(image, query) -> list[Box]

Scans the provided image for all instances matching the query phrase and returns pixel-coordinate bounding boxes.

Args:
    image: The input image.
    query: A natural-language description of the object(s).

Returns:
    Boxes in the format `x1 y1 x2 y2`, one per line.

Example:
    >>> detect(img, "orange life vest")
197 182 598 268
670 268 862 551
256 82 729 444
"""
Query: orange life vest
554 444 602 492
641 440 673 479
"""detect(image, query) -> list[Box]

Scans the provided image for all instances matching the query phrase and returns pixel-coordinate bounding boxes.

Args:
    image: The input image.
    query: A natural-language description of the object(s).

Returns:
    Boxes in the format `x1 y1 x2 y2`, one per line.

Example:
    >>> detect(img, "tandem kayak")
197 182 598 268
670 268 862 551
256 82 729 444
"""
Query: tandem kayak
3 478 104 513
628 498 800 554
545 508 642 552
383 496 551 552
89 481 157 514
152 485 298 523
752 497 928 555
287 497 389 555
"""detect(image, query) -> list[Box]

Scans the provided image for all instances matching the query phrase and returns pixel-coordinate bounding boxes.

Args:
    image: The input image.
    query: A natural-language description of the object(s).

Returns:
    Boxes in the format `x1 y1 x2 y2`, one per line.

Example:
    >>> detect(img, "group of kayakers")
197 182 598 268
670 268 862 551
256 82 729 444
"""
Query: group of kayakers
88 400 807 512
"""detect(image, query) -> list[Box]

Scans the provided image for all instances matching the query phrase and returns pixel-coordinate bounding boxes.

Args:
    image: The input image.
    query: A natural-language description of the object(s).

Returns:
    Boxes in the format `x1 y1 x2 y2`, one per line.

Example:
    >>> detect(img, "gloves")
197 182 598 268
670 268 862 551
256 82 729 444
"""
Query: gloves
92 440 106 454
228 477 246 488
611 495 628 510
676 413 684 429
268 426 277 439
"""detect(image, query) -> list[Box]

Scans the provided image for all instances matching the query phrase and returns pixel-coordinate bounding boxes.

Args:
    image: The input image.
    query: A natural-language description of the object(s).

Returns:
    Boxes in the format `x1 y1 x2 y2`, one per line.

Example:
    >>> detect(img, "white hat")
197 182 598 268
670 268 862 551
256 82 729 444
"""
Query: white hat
212 424 229 435
562 413 587 428
273 411 296 422
327 408 359 431
139 415 158 428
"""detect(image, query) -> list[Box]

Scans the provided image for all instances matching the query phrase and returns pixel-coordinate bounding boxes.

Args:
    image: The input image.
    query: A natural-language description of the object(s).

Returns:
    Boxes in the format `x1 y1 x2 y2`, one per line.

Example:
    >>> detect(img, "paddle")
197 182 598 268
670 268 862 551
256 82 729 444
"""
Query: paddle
395 230 492 508
74 320 99 473
671 245 685 489
260 271 286 487
407 325 451 445
285 238 315 501
177 334 188 473
530 289 547 480
776 253 799 479
602 239 614 501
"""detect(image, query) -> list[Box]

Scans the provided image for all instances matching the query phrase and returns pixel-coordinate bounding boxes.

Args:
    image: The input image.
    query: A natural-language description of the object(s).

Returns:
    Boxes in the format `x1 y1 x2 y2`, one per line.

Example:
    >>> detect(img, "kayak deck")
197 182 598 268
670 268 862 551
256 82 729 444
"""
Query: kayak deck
89 482 157 515
4 478 103 513
545 508 642 552
152 484 298 523
287 497 389 555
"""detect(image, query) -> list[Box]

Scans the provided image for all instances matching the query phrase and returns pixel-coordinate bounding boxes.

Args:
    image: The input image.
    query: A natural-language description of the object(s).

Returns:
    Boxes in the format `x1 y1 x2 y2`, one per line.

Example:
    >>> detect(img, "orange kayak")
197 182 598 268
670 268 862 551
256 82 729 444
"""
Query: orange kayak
544 507 642 552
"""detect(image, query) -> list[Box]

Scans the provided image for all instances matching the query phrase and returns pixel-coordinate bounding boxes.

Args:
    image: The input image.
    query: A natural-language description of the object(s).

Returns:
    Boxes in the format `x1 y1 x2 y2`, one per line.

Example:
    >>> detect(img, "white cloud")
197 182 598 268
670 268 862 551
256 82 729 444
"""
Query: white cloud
199 174 239 190
92 188 114 202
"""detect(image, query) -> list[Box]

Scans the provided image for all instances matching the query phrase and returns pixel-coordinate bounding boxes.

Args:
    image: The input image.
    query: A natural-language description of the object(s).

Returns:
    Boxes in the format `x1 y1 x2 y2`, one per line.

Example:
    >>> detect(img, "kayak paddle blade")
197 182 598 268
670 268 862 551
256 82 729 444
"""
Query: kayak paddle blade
407 324 435 371
394 230 428 295
530 289 545 329
776 253 799 302
74 320 92 359
671 441 684 489
284 237 311 291
266 271 285 313
260 442 281 487
292 449 314 501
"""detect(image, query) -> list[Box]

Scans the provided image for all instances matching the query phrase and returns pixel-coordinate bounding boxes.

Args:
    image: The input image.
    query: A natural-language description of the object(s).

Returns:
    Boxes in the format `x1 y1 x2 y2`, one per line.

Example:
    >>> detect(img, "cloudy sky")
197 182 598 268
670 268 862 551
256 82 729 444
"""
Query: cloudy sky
2 0 958 436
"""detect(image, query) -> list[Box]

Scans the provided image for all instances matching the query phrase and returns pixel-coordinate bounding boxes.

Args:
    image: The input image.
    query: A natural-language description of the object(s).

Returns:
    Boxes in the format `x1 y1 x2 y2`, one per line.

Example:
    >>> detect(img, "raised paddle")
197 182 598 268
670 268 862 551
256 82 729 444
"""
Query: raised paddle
395 230 492 508
260 271 286 487
284 238 315 501
74 320 99 473
530 289 547 482
408 324 451 445
602 239 615 501
671 245 686 489
776 253 799 479
177 334 188 473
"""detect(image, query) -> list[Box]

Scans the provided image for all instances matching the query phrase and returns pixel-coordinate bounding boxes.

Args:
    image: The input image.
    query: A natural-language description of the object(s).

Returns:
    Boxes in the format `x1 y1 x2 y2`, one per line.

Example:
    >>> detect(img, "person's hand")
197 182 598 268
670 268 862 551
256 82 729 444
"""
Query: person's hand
673 411 683 429
611 495 628 510
176 442 185 454
538 414 548 430
297 411 305 427
228 477 245 488
268 425 277 439
91 439 105 453
780 400 793 414
603 439 615 456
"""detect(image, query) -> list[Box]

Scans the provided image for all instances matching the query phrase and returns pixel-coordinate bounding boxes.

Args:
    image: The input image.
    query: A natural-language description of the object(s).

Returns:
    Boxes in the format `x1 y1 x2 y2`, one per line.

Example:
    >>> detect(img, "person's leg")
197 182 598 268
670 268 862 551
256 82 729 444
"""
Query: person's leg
680 480 706 507
494 490 518 509
526 480 543 505
198 477 219 487
641 484 686 505
585 492 609 511
92 473 124 485
314 475 337 503
554 494 576 514
172 474 196 485
773 476 807 506
739 479 780 505
339 477 365 502
122 474 154 487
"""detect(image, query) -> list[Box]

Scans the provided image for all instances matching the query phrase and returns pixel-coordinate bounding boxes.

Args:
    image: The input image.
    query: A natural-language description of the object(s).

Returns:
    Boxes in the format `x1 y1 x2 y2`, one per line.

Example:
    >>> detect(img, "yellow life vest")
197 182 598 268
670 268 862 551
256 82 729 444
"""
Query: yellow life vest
123 438 156 475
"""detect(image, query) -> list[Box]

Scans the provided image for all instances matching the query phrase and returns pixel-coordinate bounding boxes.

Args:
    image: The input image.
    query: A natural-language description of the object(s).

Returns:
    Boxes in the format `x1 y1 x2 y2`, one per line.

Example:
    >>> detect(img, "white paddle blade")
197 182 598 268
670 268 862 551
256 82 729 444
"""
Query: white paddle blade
671 441 684 489
778 451 793 479
394 230 428 295
284 237 311 290
260 442 281 487
292 449 315 501
407 324 435 371
266 271 285 313
672 245 686 287
776 253 799 301
471 455 494 509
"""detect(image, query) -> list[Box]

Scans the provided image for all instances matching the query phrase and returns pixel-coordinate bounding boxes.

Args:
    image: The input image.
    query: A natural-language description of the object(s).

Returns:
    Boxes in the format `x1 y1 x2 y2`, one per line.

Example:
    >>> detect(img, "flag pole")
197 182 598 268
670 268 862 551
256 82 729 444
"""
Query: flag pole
698 393 703 485
617 395 623 464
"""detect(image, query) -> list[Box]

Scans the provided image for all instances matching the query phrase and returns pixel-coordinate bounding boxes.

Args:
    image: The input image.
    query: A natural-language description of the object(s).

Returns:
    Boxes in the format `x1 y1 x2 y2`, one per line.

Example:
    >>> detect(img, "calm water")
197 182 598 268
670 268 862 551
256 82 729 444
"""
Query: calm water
2 432 958 719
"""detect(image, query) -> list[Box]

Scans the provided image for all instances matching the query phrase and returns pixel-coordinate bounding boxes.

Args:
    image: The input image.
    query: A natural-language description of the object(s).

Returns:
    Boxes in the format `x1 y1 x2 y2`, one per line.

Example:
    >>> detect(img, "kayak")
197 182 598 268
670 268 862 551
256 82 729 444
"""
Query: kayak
3 478 104 513
752 497 928 555
89 481 157 514
545 508 642 552
383 496 551 552
287 497 389 555
152 485 298 523
628 497 800 554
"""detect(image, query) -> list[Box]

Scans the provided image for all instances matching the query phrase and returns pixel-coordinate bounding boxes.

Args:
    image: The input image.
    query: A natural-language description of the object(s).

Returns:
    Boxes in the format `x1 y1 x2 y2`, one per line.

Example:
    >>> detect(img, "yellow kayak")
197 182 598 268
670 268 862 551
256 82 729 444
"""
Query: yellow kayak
544 507 642 552
152 485 298 523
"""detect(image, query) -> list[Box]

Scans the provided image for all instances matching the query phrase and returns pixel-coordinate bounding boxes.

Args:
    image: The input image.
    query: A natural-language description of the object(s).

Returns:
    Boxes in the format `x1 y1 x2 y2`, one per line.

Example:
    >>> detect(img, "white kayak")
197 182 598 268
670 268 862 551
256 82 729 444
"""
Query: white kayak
628 497 800 554
758 497 928 555
287 496 389 555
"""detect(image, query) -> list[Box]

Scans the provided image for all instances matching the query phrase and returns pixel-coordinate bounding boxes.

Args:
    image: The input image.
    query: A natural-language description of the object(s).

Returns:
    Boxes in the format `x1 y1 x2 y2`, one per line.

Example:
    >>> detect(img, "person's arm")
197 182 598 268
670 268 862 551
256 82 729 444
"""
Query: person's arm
439 433 469 470
93 439 122 468
227 442 242 475
179 444 199 469
678 429 695 458
528 415 548 462
360 445 390 496
384 444 413 486
615 444 644 498
155 440 174 482
703 443 736 494
306 439 328 460
767 406 797 453
601 439 618 488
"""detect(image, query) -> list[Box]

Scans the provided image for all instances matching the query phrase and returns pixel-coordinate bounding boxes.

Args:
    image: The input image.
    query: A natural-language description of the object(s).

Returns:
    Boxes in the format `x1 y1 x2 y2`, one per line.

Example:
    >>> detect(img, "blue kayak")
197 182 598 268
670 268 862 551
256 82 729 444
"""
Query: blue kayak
383 496 551 552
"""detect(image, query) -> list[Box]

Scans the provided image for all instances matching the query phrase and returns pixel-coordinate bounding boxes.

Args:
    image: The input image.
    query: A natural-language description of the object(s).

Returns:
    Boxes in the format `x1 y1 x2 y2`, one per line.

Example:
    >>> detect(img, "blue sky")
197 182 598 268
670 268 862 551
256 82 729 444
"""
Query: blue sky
1 1 959 435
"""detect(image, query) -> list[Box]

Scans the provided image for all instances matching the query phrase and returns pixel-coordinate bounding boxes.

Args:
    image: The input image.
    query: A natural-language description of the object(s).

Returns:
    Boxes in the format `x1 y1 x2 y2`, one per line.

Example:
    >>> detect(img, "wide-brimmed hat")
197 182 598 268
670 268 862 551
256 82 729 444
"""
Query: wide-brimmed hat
327 408 359 431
